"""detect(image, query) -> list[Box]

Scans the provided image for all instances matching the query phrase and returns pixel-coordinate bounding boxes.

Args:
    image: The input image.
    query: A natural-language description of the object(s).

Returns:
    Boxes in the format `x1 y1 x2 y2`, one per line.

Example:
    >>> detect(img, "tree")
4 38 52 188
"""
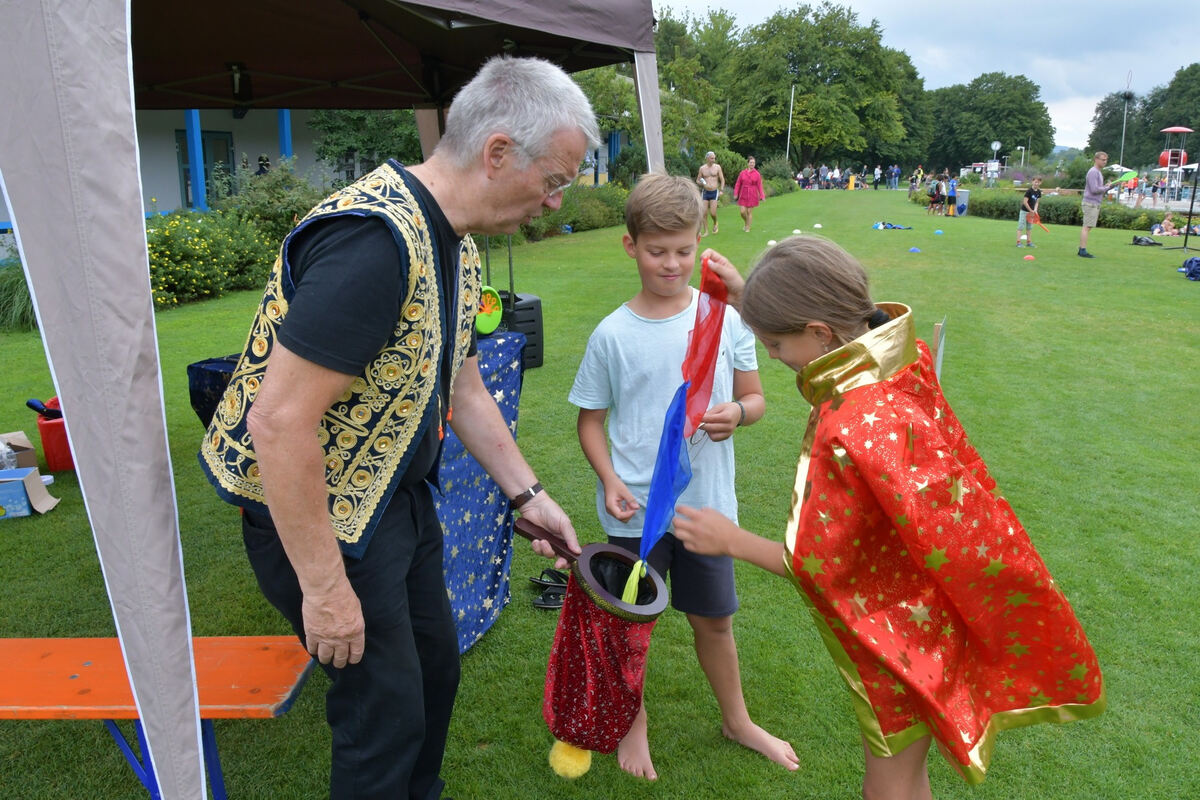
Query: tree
1084 63 1200 171
1086 92 1133 164
725 3 907 167
925 72 1053 170
307 110 423 182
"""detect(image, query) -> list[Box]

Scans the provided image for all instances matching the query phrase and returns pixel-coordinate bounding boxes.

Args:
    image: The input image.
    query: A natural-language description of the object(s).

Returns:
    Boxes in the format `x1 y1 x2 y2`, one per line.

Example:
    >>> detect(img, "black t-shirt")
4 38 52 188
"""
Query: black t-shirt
1023 187 1042 211
278 173 475 487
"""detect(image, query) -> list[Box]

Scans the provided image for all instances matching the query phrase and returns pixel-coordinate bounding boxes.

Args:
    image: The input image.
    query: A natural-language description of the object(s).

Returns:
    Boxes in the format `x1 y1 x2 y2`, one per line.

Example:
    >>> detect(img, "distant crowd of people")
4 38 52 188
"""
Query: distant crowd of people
793 163 905 190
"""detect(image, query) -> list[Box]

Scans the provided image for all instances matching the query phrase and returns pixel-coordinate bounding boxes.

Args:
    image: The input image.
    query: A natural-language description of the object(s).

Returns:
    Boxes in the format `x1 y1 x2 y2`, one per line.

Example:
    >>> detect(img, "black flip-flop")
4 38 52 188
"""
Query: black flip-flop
529 568 568 589
532 586 565 610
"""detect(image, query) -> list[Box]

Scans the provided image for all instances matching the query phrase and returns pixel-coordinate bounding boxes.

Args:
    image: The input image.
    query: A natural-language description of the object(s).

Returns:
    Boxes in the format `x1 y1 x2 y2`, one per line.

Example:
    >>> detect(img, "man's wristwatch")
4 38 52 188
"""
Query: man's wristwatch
509 481 544 511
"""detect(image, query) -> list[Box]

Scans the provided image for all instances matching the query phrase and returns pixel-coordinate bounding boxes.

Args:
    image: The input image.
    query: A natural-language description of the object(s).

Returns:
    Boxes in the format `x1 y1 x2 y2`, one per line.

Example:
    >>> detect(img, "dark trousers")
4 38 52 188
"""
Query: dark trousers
243 484 460 800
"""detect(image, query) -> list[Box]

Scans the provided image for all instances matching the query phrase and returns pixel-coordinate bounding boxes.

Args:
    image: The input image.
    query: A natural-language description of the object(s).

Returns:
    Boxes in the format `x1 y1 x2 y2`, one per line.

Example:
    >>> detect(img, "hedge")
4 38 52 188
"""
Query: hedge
912 187 1179 232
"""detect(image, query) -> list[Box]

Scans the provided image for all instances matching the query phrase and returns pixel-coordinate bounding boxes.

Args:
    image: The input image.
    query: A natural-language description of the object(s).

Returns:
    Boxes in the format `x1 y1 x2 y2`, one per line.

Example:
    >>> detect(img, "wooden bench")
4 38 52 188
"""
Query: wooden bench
0 636 314 799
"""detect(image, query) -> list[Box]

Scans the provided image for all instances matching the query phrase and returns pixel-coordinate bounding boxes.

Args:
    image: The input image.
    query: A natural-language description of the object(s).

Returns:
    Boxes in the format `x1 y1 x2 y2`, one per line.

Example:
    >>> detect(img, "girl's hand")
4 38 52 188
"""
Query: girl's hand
672 504 739 556
699 249 745 308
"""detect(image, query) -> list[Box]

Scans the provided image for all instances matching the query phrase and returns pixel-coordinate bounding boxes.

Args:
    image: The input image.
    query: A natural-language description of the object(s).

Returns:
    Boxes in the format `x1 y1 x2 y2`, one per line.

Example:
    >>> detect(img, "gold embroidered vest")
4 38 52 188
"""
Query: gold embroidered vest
198 161 480 556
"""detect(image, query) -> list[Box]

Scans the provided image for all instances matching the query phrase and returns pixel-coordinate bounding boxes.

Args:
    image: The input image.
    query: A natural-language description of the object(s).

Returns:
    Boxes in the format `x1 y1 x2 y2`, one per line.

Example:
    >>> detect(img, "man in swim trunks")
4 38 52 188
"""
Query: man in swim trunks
696 151 726 235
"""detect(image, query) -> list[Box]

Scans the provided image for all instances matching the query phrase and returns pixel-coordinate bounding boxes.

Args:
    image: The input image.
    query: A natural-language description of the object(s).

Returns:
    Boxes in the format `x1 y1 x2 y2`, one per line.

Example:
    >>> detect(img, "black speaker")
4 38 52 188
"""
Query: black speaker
480 235 544 369
497 291 543 369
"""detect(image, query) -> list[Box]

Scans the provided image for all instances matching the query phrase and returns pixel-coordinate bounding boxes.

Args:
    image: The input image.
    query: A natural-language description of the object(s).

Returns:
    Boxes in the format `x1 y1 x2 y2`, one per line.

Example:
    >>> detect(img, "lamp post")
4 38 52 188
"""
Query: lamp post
1119 71 1133 168
785 83 795 163
1017 145 1025 168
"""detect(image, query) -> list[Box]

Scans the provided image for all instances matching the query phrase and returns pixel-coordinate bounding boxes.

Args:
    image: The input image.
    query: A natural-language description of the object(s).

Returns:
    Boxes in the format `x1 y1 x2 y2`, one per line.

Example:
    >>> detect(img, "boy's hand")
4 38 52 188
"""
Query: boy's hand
700 249 745 309
602 479 640 522
698 401 742 442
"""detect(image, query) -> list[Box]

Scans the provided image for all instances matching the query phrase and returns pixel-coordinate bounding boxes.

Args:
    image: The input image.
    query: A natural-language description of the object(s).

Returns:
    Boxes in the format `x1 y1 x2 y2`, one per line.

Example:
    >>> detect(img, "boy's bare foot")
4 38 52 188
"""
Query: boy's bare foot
617 706 658 780
723 721 800 771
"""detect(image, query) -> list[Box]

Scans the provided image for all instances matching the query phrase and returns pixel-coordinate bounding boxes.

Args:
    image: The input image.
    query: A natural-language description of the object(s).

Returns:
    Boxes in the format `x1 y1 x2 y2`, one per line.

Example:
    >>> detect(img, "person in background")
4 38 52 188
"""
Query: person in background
733 156 766 232
1078 151 1113 258
1017 176 1042 247
696 151 726 236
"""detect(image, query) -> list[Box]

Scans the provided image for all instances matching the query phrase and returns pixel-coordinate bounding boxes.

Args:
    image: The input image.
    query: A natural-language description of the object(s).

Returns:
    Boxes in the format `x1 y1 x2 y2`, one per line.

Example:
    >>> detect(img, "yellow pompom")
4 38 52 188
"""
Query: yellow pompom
548 739 592 778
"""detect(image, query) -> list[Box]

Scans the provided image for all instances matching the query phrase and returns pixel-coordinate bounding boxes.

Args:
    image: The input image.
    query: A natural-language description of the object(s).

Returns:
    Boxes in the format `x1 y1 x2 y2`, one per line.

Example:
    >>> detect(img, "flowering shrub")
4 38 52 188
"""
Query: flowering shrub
147 209 276 307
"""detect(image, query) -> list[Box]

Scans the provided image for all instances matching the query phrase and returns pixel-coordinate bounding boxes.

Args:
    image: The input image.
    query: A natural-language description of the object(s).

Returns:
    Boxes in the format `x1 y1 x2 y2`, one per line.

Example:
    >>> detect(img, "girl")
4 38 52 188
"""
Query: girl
675 237 1106 800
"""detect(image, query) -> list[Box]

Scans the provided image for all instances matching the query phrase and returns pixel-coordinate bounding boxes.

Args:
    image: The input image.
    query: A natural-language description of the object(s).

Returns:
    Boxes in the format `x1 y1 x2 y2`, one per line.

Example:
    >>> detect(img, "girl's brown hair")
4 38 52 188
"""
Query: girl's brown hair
740 236 877 345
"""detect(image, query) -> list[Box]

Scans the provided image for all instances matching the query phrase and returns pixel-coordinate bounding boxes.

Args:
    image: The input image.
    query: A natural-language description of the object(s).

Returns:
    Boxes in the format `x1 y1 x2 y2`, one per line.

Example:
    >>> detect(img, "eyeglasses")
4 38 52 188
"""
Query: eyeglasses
536 163 579 198
514 139 580 198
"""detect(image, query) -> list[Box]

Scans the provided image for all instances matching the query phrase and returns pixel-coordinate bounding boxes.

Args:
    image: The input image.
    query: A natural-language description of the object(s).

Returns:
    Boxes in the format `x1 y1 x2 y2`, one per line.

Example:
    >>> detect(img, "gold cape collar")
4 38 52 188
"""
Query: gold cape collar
796 303 918 406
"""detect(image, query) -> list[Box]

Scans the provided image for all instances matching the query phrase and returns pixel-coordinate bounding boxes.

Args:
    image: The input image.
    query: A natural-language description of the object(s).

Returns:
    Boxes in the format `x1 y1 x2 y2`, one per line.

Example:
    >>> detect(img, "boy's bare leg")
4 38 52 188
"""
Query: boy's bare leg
616 701 657 780
861 735 932 800
688 613 799 770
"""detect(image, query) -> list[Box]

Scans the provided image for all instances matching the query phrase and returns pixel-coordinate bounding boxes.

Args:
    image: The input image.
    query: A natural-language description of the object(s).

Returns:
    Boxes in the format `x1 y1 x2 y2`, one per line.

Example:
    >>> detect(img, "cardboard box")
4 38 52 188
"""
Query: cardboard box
0 467 60 519
0 431 38 470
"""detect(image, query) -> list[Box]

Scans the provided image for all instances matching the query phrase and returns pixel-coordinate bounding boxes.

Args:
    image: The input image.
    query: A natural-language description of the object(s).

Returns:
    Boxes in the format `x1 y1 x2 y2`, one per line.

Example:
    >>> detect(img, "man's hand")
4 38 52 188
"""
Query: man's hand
301 575 365 668
518 491 580 569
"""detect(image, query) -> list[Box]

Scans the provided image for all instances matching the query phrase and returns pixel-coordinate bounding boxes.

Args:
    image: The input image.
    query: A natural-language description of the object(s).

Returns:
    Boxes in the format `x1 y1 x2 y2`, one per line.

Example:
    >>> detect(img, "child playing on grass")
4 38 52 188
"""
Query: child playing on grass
568 173 797 781
1017 176 1043 247
673 236 1106 798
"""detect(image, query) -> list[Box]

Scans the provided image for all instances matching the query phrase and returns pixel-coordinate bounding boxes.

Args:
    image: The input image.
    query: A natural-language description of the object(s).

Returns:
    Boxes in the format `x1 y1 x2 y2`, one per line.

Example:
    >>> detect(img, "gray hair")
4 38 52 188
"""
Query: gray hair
437 56 600 168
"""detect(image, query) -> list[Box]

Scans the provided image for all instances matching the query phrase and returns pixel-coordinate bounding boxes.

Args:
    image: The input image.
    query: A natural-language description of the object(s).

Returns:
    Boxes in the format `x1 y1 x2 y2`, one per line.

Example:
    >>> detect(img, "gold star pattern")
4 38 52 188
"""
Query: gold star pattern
948 475 970 505
851 593 869 617
907 601 932 624
1007 642 1030 658
982 558 1007 577
800 552 826 578
831 445 852 472
1005 591 1031 608
1068 663 1089 682
925 548 950 571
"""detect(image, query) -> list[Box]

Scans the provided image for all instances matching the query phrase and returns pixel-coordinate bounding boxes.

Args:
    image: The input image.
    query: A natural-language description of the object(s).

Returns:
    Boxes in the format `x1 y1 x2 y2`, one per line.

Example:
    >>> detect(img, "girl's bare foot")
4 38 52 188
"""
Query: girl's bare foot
617 706 658 780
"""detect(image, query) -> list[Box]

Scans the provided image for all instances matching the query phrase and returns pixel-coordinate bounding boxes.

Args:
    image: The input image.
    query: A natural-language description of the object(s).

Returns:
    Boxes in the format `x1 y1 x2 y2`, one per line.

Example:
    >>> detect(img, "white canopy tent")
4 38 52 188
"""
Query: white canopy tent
0 1 661 797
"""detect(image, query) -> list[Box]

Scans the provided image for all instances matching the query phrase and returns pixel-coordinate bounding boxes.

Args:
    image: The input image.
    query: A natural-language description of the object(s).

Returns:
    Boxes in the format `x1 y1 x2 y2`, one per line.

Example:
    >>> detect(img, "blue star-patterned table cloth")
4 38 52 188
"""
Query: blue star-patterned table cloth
434 331 526 653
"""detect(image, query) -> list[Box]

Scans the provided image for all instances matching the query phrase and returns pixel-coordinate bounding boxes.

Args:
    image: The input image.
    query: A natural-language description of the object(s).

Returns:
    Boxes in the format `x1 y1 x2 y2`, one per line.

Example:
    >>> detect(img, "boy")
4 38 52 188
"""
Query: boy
1018 176 1043 247
569 174 797 780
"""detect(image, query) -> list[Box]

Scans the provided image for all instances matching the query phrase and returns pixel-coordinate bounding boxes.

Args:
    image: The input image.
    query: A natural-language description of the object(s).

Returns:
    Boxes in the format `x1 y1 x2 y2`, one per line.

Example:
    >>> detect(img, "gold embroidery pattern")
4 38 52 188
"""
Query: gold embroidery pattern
200 162 480 546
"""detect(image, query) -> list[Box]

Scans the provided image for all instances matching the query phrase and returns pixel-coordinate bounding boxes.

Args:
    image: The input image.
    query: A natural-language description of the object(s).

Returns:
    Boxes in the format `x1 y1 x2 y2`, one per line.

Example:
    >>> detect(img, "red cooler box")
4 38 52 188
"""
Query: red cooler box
36 397 74 472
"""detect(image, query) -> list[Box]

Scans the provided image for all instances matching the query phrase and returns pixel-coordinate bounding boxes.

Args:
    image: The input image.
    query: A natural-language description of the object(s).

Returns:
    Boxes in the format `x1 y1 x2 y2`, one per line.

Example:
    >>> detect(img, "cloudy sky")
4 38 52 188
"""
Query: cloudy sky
657 1 1191 150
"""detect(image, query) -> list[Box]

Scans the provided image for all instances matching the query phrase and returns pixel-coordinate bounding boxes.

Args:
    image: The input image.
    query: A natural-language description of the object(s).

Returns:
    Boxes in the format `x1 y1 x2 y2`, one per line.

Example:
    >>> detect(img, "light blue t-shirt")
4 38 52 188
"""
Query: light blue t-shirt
569 288 758 538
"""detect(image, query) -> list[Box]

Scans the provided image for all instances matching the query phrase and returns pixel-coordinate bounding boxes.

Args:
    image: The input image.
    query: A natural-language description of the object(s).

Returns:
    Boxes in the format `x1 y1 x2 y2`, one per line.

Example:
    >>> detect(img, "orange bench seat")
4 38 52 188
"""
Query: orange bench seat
0 636 314 798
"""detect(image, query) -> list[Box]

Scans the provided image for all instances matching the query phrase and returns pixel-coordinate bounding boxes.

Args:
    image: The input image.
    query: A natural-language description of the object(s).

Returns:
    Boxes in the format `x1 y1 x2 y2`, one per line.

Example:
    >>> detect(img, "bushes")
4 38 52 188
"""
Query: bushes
911 187 1172 232
212 158 326 249
147 209 276 307
0 258 36 332
519 182 629 242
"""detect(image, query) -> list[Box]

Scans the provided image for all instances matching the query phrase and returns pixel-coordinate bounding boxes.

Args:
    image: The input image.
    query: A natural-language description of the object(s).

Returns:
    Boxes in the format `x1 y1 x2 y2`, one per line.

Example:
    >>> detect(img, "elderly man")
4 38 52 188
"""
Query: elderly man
1079 151 1113 258
696 150 726 235
199 56 594 799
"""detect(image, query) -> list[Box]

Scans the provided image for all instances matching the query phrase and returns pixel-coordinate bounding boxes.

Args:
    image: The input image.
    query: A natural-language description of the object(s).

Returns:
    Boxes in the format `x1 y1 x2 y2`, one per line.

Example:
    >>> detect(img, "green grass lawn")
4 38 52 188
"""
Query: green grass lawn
1 188 1197 798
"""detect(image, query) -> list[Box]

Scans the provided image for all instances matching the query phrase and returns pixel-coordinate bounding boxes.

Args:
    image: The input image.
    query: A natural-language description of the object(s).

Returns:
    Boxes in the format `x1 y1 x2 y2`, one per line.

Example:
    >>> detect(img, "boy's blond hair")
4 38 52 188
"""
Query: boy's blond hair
625 173 704 240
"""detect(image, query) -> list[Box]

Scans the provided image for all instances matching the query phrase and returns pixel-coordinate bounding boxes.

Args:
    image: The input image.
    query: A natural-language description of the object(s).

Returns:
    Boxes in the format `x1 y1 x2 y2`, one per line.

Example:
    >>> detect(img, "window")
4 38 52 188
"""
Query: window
174 130 235 208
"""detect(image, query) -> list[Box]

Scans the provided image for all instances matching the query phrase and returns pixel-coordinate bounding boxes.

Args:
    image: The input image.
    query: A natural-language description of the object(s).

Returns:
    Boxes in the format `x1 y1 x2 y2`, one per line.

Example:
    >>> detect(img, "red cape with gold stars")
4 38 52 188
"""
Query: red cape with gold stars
783 304 1105 783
